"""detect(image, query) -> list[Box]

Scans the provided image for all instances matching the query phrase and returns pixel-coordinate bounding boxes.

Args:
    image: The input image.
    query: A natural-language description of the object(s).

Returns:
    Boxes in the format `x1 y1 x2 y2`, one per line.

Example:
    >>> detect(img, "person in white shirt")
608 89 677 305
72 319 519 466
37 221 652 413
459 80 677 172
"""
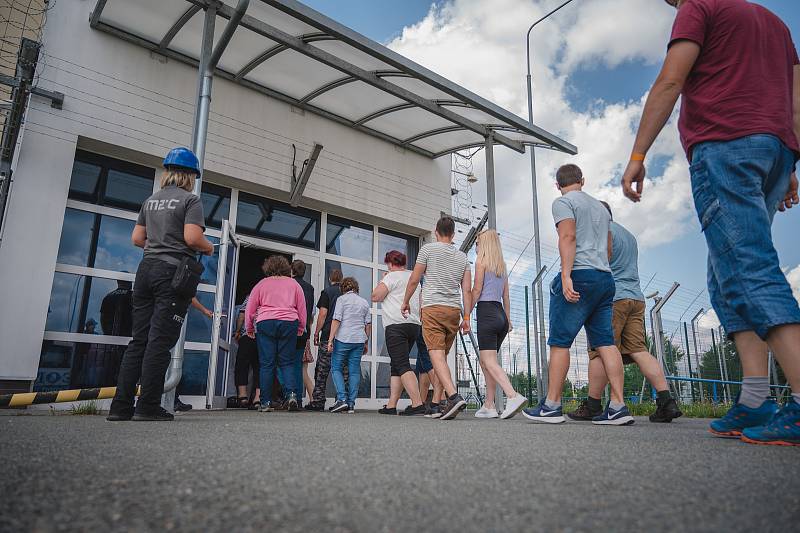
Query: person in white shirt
371 250 427 416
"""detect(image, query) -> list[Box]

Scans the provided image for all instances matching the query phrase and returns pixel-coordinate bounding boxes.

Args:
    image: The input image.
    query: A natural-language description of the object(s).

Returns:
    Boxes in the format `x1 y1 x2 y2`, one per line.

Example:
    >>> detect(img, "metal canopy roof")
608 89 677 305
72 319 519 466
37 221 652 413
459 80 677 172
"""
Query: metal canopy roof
89 0 577 159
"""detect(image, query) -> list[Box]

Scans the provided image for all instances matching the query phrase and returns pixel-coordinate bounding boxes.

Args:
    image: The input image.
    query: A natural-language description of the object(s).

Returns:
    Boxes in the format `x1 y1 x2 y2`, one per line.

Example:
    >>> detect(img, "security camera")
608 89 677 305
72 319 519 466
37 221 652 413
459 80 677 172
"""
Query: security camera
645 291 659 299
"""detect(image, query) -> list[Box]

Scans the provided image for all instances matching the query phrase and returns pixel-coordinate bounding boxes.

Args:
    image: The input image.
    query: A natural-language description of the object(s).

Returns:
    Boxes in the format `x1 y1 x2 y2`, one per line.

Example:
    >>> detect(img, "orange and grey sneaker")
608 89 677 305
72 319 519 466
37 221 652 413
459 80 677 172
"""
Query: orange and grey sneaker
709 396 777 438
741 398 800 447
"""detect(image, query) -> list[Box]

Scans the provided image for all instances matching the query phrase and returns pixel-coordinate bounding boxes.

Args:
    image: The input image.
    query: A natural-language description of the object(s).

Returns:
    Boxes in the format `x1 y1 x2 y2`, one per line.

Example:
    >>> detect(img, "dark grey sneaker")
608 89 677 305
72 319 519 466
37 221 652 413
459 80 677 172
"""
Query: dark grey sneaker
400 404 427 416
330 400 348 413
424 403 440 418
132 407 174 422
287 392 299 412
440 394 467 420
649 398 683 423
567 400 602 421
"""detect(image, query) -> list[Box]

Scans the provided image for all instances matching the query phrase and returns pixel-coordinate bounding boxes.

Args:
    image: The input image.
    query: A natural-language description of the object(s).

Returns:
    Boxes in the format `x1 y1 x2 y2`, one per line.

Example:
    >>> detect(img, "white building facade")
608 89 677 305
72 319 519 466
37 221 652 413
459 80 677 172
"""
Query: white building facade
0 0 573 408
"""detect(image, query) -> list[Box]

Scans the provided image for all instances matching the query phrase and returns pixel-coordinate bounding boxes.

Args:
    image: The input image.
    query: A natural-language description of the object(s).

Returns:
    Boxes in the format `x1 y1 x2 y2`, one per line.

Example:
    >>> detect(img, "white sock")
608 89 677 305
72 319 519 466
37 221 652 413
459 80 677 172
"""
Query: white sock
739 376 769 409
609 401 625 411
544 399 561 410
792 392 800 405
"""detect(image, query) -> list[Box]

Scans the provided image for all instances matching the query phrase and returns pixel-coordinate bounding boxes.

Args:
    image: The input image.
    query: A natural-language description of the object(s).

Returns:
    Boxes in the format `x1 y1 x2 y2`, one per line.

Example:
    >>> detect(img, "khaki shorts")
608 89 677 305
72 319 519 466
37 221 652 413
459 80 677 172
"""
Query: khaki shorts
421 305 461 352
588 299 647 363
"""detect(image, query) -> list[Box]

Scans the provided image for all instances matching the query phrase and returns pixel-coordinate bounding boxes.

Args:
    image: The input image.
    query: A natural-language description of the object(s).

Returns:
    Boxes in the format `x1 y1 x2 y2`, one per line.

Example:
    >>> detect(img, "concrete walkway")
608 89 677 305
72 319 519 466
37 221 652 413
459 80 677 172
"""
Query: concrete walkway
1 410 797 532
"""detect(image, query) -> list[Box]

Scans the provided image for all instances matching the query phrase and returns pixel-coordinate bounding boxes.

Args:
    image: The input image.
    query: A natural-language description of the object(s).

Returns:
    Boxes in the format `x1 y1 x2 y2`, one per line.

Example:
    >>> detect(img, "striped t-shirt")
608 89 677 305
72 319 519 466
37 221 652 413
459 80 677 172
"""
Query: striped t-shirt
417 241 468 309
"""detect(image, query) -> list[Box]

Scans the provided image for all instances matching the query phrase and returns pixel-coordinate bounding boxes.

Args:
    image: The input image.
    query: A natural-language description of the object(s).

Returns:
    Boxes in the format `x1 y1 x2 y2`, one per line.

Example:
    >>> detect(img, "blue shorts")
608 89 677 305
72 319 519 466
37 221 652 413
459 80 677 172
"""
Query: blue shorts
414 328 433 374
548 269 615 349
691 134 800 339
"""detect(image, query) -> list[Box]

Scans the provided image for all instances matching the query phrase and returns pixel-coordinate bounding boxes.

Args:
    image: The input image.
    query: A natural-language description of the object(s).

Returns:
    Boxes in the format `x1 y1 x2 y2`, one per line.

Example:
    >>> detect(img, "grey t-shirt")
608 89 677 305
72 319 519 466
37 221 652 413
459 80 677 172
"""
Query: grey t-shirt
137 185 206 261
551 190 611 273
609 221 645 302
416 241 468 308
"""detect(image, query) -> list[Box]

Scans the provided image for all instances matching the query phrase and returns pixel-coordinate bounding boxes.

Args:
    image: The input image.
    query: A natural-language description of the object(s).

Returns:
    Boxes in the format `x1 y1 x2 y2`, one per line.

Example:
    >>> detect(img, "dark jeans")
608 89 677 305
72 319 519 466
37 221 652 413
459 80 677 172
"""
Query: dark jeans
110 257 191 416
310 341 348 406
256 319 298 406
234 334 260 388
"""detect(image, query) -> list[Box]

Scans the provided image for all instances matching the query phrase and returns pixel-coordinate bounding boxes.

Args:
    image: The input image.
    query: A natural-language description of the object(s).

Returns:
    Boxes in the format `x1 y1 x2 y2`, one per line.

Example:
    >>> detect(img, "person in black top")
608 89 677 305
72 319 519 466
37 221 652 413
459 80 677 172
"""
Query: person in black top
107 147 213 422
304 268 347 411
290 260 315 405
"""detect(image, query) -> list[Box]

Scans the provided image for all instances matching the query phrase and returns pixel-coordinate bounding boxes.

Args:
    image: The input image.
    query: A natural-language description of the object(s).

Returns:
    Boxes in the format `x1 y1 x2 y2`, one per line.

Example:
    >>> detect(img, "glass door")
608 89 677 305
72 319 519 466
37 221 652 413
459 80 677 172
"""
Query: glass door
206 220 239 408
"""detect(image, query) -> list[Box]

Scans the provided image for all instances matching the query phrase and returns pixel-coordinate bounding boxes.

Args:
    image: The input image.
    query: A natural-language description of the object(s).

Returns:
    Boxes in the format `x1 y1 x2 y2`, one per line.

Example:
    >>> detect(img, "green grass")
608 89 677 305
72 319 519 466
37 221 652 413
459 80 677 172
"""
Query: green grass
562 399 731 419
69 400 100 416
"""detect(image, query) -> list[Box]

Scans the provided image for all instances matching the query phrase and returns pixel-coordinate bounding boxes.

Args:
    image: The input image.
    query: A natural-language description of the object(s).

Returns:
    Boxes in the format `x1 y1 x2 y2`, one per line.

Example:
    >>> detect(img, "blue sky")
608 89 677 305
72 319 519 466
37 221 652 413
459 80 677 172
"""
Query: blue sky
305 0 800 299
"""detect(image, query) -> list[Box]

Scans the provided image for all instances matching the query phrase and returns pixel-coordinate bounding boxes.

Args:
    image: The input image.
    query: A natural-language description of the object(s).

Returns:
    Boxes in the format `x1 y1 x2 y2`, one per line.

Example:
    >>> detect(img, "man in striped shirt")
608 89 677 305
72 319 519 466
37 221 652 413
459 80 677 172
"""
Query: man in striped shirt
402 216 471 420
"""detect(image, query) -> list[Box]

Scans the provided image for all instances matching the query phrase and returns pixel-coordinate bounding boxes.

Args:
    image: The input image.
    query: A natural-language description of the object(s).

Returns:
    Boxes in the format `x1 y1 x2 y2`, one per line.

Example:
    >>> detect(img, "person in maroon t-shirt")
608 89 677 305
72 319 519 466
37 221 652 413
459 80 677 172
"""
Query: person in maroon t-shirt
621 0 800 447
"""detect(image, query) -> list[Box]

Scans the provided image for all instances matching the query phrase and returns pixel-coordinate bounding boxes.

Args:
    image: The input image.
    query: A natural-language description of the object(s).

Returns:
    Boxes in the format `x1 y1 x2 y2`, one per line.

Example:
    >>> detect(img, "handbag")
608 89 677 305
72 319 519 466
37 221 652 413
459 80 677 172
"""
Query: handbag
302 339 314 363
170 256 205 298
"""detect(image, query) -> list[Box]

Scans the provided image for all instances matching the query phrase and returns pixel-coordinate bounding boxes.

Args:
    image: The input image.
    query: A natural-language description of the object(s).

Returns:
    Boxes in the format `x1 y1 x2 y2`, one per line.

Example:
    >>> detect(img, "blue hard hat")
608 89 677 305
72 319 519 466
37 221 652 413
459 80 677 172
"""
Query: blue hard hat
163 147 200 175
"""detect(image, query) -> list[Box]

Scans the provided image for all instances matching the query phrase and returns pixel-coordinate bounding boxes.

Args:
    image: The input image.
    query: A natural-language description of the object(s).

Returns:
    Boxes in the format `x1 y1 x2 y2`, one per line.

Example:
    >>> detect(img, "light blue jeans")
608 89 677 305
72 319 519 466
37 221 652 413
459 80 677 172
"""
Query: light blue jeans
690 134 800 339
331 339 363 406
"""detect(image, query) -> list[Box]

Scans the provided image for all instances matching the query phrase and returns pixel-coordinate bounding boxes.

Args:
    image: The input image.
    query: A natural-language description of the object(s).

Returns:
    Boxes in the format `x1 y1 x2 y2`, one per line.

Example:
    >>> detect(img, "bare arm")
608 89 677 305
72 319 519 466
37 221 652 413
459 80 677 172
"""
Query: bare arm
191 297 213 318
557 219 580 303
314 307 328 346
470 261 485 307
607 231 613 262
363 322 372 355
326 319 341 351
371 282 389 303
401 263 425 313
622 40 701 202
460 265 472 333
184 223 214 255
780 65 800 212
131 225 147 248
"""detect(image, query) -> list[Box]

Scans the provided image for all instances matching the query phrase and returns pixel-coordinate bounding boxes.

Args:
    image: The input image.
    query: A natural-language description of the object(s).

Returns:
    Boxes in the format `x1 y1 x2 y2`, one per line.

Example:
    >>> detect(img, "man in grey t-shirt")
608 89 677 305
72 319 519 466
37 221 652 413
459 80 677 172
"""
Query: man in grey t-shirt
523 164 632 426
571 202 681 424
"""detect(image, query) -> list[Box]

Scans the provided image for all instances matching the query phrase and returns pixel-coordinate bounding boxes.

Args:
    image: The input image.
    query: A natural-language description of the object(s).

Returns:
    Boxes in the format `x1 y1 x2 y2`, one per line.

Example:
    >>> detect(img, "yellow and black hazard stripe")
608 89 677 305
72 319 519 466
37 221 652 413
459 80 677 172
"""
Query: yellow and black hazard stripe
0 386 134 408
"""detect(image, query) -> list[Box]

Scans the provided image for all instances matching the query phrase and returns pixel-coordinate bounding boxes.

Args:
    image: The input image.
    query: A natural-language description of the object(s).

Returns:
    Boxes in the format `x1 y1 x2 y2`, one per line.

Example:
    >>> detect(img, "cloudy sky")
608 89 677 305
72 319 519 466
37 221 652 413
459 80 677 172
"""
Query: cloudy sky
305 0 800 358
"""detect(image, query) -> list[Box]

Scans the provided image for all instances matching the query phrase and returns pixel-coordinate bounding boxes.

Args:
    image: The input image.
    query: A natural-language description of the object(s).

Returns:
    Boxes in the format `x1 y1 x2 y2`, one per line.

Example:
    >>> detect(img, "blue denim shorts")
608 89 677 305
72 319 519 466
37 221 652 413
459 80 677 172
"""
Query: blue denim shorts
414 328 433 374
691 134 800 339
548 269 615 349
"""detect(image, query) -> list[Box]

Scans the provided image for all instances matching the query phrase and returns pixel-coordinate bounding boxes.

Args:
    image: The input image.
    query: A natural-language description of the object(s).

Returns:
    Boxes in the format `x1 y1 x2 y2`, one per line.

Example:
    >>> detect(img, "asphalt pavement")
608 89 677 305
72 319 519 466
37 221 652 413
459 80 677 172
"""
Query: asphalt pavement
1 410 798 532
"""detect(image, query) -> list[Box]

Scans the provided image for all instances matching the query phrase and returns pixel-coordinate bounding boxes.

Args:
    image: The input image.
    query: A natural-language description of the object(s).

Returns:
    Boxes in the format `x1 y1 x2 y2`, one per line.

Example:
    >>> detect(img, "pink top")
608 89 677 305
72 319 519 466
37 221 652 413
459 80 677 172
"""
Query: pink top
245 277 307 336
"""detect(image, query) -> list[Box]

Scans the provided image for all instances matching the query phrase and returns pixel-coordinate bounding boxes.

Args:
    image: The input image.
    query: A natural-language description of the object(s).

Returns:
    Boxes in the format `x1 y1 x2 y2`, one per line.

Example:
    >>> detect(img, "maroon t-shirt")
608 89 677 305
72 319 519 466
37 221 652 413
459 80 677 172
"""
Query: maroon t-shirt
670 0 800 161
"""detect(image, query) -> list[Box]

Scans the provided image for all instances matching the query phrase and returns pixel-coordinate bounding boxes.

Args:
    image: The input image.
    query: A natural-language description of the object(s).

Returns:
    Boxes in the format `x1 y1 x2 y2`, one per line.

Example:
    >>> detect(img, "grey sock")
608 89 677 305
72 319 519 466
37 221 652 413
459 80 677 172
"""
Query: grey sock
792 392 800 405
609 401 625 411
739 376 770 409
544 399 561 410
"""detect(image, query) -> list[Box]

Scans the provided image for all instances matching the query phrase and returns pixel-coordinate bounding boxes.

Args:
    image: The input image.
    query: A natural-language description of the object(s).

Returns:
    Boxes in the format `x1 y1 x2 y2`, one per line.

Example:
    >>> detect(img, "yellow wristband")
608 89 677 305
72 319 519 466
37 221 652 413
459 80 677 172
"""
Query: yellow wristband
463 314 470 321
630 152 646 162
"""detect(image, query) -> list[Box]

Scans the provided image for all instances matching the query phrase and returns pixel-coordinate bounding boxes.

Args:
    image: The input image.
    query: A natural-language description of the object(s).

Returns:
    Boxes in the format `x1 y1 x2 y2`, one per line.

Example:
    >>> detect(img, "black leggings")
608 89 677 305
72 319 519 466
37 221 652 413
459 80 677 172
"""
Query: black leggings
234 334 260 388
385 323 421 377
476 301 509 351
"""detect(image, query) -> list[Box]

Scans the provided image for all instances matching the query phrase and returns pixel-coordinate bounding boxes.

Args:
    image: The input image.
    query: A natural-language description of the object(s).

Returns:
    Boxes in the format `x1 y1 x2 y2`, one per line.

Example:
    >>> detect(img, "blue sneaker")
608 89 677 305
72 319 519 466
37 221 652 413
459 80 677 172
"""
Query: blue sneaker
592 404 634 426
709 397 778 438
522 400 565 424
741 398 800 447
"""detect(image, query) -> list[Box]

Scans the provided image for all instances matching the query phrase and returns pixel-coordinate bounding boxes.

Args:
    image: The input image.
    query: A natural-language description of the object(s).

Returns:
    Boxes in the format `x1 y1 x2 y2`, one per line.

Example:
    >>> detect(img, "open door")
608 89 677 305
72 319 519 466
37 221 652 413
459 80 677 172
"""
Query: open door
206 220 239 408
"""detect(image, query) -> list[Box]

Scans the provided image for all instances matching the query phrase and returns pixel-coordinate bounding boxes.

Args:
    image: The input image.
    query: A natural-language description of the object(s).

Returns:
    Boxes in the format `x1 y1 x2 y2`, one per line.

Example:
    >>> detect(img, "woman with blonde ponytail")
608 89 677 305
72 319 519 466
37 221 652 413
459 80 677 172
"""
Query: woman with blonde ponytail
470 230 526 419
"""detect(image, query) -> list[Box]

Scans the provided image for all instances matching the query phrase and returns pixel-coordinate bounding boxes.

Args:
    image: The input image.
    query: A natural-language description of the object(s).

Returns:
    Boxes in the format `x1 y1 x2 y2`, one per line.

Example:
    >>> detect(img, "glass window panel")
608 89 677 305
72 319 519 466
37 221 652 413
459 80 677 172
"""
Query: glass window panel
324 260 373 302
236 192 320 249
187 291 215 343
56 209 95 267
68 160 102 201
375 315 389 357
324 361 371 399
35 340 125 391
200 236 220 285
378 229 419 266
83 277 127 335
177 350 209 396
94 216 142 273
201 183 231 229
45 273 85 333
104 169 154 212
326 216 373 261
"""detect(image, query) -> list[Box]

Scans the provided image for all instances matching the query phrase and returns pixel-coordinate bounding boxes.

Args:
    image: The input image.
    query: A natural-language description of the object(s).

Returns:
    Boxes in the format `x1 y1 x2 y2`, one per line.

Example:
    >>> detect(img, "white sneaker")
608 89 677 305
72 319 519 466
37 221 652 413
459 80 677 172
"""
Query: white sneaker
500 394 528 420
474 406 499 419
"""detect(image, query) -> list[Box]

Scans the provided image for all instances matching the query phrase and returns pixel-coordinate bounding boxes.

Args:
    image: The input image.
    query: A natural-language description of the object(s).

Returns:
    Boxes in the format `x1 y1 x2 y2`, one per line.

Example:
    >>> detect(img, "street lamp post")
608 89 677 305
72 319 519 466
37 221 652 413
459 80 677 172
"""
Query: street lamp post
525 0 576 401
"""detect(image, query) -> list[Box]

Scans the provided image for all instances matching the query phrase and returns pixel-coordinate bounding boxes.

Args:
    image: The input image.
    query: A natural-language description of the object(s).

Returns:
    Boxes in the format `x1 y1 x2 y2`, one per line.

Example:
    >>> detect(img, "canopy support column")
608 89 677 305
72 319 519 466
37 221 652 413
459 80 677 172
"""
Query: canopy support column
164 0 250 409
484 135 497 230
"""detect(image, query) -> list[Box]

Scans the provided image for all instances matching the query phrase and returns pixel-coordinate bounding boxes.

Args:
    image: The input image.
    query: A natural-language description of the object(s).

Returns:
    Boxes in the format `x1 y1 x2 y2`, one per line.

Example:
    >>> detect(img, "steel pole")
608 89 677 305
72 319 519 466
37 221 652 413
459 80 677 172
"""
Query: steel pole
683 321 695 402
718 326 732 402
525 285 533 404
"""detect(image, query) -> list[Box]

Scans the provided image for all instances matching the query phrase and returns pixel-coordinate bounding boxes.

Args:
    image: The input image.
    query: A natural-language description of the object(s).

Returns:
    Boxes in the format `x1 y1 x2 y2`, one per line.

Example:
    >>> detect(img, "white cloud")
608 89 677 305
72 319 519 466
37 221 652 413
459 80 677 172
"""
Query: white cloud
388 0 692 257
786 264 800 305
697 309 721 330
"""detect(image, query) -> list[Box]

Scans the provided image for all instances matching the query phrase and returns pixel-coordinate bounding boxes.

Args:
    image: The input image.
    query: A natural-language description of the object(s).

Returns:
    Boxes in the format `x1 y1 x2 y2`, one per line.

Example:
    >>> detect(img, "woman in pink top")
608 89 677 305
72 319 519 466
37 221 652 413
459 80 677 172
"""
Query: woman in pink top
245 255 307 412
